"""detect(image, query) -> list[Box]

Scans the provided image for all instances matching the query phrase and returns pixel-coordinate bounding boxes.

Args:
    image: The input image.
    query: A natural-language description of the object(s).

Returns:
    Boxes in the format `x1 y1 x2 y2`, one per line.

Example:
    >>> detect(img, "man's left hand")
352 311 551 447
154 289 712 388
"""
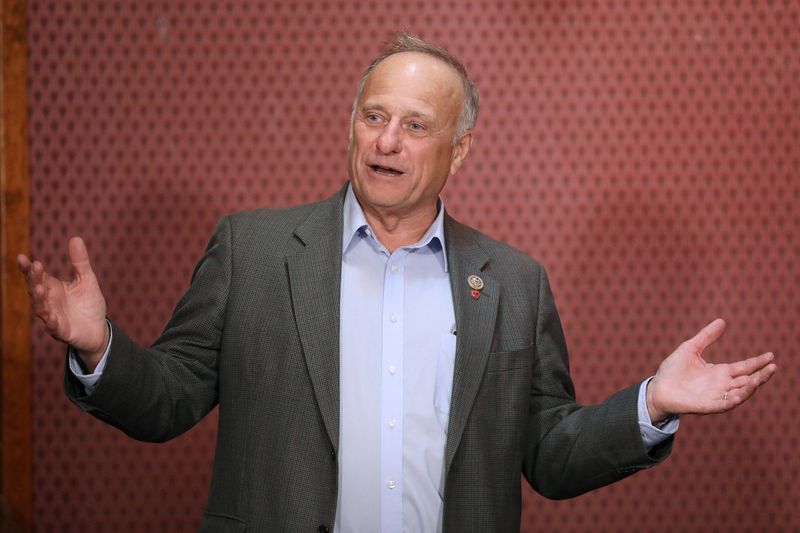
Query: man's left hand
646 318 777 424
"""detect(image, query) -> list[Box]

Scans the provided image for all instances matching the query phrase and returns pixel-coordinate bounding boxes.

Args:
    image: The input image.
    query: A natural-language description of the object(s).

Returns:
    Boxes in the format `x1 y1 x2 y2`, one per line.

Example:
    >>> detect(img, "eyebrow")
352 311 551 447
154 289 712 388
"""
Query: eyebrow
361 102 435 123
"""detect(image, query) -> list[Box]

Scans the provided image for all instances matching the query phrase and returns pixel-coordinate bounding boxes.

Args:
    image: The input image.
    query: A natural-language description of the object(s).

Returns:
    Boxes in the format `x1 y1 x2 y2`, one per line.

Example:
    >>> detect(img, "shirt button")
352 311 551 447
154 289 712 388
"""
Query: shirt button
388 418 396 428
391 264 399 273
389 313 398 323
387 480 397 490
388 365 396 375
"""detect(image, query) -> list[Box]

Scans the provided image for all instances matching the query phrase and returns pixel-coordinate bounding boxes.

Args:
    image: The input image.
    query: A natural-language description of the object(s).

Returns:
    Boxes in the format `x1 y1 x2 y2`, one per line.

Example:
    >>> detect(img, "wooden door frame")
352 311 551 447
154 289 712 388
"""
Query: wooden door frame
1 0 32 531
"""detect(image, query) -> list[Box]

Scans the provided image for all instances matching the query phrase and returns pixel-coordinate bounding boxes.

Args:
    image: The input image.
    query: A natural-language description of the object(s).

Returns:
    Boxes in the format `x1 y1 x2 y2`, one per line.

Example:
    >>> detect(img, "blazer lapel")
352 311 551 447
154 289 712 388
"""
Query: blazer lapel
286 187 347 452
443 216 500 471
285 195 500 462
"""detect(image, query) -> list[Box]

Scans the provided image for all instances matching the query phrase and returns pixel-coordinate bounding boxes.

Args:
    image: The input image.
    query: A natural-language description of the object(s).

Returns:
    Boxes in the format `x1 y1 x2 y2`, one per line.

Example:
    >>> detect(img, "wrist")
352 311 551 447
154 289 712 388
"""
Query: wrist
77 321 110 373
646 378 669 425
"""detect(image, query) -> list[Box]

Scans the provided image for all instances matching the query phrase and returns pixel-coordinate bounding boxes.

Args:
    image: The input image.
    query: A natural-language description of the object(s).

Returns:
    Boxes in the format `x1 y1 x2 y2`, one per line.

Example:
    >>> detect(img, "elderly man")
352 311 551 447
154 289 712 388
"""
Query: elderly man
19 33 775 532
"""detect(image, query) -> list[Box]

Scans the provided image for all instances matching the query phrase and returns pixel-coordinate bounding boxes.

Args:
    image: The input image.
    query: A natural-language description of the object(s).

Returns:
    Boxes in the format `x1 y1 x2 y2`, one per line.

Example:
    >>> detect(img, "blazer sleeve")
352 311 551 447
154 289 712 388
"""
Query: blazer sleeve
521 266 673 499
64 216 233 442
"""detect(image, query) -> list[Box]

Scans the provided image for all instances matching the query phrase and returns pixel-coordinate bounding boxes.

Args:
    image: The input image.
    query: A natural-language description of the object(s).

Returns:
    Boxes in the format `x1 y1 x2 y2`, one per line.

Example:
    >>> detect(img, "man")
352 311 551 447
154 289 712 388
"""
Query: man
19 33 776 532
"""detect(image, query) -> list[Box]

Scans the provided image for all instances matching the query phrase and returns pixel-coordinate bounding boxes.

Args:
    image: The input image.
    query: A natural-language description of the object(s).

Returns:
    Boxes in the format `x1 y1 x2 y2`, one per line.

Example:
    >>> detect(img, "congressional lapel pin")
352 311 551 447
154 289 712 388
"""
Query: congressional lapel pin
468 275 484 300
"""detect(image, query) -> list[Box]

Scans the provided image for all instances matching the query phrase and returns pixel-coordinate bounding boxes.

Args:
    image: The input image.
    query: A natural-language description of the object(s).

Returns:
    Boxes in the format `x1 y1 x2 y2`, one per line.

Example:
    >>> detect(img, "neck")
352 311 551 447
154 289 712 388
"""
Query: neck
361 204 438 253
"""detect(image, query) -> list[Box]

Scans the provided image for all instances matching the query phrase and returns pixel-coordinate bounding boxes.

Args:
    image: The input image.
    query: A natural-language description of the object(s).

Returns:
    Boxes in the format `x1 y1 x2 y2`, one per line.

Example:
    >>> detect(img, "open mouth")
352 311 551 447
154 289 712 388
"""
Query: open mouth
369 164 404 177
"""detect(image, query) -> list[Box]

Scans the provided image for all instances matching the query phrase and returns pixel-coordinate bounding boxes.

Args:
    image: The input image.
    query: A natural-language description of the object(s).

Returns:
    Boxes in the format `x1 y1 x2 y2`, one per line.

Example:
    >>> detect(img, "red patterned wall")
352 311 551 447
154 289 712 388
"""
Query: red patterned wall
27 1 798 531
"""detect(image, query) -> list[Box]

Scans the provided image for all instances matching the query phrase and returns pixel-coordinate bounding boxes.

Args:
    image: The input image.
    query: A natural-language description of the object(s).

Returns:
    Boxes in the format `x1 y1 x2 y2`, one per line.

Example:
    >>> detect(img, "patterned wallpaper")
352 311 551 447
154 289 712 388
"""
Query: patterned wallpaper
27 1 798 531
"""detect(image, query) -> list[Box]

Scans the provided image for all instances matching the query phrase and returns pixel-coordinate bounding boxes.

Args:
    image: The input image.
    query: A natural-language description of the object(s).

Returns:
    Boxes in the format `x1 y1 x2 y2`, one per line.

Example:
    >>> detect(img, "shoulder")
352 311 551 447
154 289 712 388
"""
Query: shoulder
229 190 339 228
446 215 544 277
447 216 555 343
227 202 320 234
216 186 345 250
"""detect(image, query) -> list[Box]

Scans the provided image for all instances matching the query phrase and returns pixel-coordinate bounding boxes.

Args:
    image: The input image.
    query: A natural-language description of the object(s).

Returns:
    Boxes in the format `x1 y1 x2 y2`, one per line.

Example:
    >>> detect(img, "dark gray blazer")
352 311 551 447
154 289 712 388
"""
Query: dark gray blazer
66 185 672 532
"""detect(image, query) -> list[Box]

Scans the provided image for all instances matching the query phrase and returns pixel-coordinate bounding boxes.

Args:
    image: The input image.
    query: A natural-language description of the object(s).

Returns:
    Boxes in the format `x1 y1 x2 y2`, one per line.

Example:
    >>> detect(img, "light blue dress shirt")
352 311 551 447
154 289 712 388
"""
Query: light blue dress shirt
70 185 678 533
336 185 455 533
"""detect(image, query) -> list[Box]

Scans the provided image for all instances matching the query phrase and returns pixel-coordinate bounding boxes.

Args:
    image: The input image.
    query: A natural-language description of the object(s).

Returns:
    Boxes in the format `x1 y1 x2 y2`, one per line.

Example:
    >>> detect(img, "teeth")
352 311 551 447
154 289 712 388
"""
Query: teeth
372 165 401 175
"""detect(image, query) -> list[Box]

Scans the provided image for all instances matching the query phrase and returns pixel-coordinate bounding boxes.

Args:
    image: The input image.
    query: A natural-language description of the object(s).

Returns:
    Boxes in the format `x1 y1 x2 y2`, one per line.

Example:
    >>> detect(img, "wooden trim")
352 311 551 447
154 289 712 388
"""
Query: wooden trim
1 0 32 531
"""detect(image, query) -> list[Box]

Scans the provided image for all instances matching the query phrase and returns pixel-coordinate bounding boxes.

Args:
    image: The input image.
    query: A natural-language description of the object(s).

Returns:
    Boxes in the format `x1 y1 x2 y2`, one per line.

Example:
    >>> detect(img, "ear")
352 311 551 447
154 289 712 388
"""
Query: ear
449 131 473 175
348 118 355 145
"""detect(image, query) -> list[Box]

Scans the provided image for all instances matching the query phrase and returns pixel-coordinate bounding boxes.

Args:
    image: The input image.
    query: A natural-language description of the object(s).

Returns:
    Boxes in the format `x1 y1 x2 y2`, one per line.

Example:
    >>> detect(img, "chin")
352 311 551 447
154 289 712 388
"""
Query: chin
356 186 409 212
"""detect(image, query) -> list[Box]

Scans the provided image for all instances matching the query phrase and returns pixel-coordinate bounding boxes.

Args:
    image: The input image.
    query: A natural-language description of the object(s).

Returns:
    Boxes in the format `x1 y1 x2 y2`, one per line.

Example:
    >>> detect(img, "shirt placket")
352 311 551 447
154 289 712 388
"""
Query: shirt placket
380 248 407 532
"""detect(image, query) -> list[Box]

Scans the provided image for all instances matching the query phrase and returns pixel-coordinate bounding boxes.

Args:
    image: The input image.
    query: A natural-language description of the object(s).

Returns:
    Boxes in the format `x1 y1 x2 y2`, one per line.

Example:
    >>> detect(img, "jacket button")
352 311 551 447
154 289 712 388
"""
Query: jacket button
317 526 329 533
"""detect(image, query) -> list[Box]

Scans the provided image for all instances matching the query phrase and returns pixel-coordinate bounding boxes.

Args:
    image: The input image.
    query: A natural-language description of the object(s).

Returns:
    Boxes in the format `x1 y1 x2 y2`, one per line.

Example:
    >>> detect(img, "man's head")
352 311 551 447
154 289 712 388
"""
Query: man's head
347 32 479 223
352 33 480 143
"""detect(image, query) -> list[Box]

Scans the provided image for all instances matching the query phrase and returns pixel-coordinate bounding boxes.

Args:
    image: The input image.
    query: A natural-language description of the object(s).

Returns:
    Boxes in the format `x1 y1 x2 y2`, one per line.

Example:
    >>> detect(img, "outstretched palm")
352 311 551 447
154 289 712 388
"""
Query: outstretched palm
647 319 776 422
18 237 108 363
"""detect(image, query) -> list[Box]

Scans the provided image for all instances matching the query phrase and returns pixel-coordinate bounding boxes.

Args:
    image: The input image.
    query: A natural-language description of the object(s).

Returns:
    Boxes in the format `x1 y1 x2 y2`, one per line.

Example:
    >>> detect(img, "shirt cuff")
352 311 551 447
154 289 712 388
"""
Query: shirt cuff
637 377 679 449
67 321 112 395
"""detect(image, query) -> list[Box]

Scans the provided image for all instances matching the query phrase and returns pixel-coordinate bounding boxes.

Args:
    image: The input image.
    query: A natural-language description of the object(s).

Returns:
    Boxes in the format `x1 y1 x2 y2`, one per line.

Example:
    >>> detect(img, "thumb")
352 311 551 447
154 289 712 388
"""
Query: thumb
68 236 95 278
687 318 726 353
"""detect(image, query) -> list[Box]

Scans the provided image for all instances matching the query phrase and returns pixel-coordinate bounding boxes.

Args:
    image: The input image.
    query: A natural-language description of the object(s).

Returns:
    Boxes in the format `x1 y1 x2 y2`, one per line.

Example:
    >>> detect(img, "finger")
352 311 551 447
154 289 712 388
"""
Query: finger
685 318 726 353
68 237 94 278
18 256 37 285
754 362 777 385
30 261 45 286
723 363 777 406
31 283 50 314
19 259 35 290
727 362 776 390
17 254 32 273
23 261 45 296
43 311 61 334
728 352 775 378
727 374 751 389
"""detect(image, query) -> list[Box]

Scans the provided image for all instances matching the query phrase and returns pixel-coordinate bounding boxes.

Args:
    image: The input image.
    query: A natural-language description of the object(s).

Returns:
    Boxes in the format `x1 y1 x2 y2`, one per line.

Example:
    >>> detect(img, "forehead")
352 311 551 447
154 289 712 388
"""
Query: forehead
359 52 463 120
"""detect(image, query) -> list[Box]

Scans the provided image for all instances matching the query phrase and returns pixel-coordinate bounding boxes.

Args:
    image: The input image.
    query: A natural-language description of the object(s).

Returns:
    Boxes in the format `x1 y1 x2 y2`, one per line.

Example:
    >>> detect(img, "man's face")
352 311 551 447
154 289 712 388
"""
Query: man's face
347 52 472 222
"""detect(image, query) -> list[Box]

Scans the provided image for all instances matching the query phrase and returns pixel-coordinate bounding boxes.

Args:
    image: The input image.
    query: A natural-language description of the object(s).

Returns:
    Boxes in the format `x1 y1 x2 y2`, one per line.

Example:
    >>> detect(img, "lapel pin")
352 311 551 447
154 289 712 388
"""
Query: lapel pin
468 275 484 290
468 275 484 299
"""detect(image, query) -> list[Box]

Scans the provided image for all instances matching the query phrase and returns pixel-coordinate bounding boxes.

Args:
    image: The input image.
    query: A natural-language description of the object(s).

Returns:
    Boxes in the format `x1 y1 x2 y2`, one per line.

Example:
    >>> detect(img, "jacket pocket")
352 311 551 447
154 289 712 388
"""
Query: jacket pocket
199 512 247 533
485 342 534 373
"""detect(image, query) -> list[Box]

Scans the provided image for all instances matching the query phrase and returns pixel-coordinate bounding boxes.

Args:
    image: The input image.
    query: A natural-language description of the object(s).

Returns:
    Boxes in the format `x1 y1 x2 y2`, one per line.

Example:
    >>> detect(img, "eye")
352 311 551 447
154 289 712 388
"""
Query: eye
408 122 425 132
365 113 382 123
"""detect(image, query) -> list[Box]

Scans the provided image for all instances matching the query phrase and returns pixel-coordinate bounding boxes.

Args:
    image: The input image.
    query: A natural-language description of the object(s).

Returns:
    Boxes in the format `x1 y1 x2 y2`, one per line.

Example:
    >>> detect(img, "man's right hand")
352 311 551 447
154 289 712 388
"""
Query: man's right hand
18 237 109 372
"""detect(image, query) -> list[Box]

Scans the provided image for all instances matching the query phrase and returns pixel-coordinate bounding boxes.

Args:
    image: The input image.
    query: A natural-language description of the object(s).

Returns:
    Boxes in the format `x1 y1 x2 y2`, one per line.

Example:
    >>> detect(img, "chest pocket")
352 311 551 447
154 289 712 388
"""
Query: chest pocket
486 342 535 373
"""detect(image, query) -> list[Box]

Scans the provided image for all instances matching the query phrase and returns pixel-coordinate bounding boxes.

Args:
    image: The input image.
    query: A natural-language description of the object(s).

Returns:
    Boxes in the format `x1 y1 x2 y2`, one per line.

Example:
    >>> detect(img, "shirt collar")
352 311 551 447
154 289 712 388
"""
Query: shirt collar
342 183 449 273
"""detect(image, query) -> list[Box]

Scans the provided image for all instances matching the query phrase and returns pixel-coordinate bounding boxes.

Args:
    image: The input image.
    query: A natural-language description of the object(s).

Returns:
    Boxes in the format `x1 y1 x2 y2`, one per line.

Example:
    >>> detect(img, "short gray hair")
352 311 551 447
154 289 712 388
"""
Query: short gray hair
352 32 479 143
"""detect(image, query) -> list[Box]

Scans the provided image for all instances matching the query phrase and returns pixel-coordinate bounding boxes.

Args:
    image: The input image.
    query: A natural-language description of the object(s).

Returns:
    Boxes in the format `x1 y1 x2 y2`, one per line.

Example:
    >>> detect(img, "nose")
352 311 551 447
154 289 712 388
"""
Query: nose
376 119 402 154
